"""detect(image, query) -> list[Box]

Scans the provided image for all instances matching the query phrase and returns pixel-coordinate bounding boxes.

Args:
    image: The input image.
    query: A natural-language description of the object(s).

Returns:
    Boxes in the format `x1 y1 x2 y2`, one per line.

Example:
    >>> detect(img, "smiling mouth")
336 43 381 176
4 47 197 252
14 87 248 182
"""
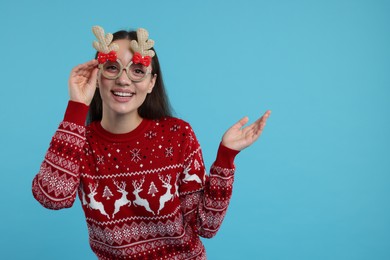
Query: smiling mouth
112 91 135 97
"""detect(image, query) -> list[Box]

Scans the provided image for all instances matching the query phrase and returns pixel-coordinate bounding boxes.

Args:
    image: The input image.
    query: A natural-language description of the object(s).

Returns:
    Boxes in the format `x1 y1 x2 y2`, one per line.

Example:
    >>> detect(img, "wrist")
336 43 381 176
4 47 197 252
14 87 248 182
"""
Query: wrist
64 100 90 125
215 142 240 168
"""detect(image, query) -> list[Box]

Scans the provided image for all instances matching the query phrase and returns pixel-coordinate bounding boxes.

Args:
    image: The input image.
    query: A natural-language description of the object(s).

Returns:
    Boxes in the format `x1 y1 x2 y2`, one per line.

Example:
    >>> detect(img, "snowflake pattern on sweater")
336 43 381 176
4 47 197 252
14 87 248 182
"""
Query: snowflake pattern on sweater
32 101 239 260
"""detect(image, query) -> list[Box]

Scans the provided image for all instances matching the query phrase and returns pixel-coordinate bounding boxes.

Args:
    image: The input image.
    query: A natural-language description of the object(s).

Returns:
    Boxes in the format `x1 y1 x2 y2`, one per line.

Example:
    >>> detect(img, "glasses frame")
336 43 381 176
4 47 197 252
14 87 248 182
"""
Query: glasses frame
98 59 153 82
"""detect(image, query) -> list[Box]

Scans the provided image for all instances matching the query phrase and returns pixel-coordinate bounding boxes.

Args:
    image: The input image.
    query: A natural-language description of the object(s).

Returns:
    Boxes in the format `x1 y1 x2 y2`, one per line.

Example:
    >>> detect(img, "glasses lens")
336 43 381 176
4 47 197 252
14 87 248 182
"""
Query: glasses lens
128 63 149 81
102 61 121 79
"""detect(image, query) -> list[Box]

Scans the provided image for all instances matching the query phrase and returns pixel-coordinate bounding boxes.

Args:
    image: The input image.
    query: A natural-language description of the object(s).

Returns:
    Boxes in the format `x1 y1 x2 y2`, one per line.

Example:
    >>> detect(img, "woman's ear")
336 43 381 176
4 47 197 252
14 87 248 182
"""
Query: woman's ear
148 74 157 93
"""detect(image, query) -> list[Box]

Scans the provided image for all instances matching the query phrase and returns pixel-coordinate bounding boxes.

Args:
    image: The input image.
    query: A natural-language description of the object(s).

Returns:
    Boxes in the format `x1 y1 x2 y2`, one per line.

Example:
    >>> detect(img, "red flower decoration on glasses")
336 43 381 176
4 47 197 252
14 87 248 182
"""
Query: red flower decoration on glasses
132 52 152 67
97 51 117 64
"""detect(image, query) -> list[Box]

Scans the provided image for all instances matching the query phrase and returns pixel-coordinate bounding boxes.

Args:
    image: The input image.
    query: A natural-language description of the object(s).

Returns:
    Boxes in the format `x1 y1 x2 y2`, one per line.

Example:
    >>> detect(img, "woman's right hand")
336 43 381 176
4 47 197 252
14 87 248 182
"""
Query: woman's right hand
68 59 99 106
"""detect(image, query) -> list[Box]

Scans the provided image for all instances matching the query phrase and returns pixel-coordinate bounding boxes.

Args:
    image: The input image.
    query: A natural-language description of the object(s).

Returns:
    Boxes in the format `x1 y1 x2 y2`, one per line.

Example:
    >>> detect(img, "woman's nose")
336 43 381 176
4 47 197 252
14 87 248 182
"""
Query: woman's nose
116 69 132 86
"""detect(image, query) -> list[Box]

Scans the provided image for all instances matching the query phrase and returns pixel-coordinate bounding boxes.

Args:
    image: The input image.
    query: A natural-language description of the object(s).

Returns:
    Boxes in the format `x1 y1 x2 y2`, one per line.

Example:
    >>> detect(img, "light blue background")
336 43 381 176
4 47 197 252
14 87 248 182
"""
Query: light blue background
0 0 389 259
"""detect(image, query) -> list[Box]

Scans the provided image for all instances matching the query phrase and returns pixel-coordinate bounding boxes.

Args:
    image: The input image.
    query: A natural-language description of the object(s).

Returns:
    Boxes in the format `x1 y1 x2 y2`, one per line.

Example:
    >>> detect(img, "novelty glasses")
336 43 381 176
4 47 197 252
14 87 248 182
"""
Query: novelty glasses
99 59 152 82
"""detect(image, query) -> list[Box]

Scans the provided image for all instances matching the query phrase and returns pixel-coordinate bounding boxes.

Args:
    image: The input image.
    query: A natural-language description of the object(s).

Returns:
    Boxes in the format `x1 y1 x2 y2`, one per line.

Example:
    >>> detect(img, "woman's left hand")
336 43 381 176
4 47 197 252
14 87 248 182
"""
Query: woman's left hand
222 110 271 151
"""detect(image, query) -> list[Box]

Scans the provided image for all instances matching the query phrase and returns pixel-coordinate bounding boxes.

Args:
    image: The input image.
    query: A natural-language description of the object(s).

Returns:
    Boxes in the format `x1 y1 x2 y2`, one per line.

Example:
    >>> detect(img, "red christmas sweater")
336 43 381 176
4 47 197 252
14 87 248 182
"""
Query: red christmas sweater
32 101 239 260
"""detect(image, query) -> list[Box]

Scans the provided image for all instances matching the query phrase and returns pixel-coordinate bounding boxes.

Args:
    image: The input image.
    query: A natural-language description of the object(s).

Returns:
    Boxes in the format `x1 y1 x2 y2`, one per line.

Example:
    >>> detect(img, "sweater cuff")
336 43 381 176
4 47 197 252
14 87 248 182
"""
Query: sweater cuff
214 142 240 169
63 100 89 126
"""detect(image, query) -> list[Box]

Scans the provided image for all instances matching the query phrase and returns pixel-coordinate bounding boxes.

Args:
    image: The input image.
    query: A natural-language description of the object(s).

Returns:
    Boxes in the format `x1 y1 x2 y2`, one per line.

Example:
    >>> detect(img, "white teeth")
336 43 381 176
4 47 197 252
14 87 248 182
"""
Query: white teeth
112 91 134 97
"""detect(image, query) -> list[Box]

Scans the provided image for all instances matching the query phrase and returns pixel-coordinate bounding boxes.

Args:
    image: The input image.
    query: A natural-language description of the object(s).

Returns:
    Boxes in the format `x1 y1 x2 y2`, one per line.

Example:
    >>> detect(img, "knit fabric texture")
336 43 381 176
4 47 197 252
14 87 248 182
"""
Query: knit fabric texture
32 101 239 259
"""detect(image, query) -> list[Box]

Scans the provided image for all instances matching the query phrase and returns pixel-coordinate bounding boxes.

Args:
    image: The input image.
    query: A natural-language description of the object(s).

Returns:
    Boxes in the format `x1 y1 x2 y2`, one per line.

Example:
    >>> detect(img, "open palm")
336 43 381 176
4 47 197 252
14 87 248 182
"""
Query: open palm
222 110 271 151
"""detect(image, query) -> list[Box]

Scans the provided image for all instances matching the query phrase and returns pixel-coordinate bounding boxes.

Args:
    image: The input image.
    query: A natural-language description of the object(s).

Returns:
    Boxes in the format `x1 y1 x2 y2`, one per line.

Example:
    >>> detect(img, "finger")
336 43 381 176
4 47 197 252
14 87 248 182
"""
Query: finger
72 60 98 73
242 113 265 133
243 110 271 142
248 117 265 134
79 60 98 72
232 116 249 130
87 67 99 87
80 59 98 67
254 110 271 125
253 120 267 136
264 110 271 119
245 126 261 143
71 65 89 78
84 59 99 70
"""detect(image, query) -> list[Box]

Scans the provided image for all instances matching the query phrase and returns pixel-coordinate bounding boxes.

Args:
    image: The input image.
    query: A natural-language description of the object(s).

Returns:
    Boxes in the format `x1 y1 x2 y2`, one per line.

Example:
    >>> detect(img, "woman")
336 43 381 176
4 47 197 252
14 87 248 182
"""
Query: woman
32 26 271 259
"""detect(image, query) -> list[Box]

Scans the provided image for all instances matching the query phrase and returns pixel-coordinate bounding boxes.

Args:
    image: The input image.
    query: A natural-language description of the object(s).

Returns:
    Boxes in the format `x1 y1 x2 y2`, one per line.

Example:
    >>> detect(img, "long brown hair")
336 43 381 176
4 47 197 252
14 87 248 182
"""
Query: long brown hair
87 30 173 124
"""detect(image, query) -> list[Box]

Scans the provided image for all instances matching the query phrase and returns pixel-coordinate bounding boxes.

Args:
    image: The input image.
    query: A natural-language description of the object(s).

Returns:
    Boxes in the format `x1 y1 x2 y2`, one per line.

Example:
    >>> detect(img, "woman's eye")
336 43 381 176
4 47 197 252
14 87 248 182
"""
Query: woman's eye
134 69 145 75
106 65 118 71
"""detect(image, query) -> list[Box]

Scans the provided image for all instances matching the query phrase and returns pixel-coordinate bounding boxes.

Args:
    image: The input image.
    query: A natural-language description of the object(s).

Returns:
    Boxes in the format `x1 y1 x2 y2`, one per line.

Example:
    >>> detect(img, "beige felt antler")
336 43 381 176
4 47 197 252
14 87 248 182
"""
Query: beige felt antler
130 28 155 58
92 26 119 53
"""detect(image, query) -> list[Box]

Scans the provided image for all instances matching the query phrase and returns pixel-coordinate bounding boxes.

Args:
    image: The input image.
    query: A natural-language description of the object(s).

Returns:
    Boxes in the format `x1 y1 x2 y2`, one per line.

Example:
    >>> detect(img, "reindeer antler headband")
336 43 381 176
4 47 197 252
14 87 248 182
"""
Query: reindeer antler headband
130 28 155 67
92 25 155 67
92 26 119 64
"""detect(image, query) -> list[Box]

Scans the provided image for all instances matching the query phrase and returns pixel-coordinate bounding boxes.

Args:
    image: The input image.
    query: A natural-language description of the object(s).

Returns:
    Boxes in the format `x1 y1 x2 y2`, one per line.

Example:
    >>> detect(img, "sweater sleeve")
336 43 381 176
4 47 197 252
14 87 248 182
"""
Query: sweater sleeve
179 125 239 238
32 101 89 210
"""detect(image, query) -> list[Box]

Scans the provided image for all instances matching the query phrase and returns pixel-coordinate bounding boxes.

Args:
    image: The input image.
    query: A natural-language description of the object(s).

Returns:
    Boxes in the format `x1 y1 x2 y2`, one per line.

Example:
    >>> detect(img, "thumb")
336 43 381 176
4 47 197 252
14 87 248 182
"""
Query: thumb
88 67 99 88
84 68 99 105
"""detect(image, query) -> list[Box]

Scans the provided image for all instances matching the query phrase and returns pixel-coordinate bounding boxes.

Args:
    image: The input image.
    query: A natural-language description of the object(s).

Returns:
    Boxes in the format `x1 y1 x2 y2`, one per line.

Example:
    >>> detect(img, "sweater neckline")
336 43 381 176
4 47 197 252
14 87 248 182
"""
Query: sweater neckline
91 118 151 142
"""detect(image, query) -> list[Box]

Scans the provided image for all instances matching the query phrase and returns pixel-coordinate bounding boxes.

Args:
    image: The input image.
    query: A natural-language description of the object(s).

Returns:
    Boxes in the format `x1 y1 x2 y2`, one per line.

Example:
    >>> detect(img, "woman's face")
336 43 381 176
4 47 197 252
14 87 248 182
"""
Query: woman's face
98 39 156 120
